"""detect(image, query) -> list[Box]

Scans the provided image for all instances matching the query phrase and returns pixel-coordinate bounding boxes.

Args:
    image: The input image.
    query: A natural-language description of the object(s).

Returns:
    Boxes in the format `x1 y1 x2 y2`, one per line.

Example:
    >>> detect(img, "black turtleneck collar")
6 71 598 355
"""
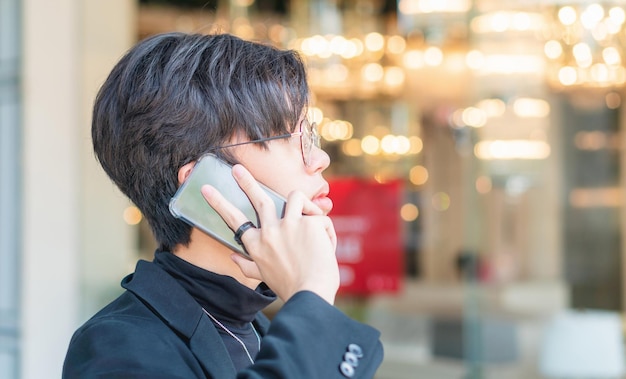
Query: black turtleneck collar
153 251 276 328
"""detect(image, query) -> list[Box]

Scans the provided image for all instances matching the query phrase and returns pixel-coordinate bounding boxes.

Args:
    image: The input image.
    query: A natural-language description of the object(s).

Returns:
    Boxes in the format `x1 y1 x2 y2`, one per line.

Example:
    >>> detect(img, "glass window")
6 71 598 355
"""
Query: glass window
0 0 22 377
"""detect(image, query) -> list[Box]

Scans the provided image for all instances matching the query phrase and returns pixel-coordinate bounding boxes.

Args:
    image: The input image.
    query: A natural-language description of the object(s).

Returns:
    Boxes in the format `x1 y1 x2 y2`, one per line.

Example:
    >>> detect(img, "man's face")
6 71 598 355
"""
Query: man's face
233 128 333 215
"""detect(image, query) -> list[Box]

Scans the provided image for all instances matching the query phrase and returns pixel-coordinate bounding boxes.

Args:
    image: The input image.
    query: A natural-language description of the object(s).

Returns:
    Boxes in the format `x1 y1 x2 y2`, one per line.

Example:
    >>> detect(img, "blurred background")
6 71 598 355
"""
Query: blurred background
4 0 626 378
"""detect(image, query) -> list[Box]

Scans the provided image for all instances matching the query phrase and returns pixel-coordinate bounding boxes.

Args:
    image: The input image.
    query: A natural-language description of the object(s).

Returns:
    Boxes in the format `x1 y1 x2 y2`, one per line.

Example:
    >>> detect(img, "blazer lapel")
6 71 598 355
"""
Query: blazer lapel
123 260 237 378
190 316 237 378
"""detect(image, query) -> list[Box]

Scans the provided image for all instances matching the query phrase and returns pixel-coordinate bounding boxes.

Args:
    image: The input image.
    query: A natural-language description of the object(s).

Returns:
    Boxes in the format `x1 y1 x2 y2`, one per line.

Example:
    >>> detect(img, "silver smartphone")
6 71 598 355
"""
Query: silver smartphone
169 153 287 258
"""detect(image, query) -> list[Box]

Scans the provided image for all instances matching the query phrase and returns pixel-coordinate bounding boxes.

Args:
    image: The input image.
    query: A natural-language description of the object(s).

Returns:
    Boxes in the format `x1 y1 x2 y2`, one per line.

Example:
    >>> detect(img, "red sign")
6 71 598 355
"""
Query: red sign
329 177 403 296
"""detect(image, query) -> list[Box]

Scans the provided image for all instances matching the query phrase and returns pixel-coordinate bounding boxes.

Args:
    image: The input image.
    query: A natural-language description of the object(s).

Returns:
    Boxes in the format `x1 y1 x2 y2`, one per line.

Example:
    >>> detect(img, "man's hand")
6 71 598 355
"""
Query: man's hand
201 164 340 304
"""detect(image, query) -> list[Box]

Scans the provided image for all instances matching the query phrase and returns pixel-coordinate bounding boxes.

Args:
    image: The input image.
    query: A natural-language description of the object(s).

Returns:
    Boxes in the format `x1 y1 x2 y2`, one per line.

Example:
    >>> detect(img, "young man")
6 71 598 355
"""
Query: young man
62 32 383 378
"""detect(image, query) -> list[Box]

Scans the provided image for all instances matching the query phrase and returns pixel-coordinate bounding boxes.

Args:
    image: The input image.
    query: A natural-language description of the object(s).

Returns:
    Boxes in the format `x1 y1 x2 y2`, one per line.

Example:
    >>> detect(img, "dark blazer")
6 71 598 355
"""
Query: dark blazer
63 260 383 378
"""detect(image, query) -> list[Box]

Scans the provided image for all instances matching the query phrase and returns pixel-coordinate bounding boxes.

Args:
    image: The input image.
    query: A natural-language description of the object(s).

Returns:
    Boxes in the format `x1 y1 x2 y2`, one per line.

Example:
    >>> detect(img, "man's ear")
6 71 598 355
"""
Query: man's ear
177 161 196 186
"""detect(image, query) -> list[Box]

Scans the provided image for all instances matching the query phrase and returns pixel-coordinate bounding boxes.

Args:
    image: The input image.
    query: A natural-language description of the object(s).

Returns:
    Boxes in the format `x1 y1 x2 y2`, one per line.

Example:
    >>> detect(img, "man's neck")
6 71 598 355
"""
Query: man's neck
172 229 261 289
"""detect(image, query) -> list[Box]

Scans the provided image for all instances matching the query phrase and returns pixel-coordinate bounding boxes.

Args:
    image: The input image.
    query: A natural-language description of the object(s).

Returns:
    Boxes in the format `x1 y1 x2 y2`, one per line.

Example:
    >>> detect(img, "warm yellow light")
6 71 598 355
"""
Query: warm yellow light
558 6 577 26
398 0 470 14
471 11 543 33
302 35 329 57
548 4 626 88
592 21 609 41
403 50 425 69
400 203 419 222
483 54 544 74
374 173 386 183
590 63 610 83
384 66 405 87
321 120 353 141
477 98 506 118
396 136 411 154
380 135 411 154
444 53 466 72
327 63 350 83
233 23 254 40
307 67 321 83
341 121 355 140
530 128 548 142
424 46 443 66
513 98 550 118
490 11 509 32
362 63 384 82
474 140 551 160
123 206 143 225
364 32 385 52
361 135 380 155
470 14 493 33
349 38 364 57
606 17 623 34
380 135 398 154
544 40 563 60
609 6 626 25
398 0 420 14
558 66 578 86
312 35 330 58
581 3 605 30
268 25 286 44
450 109 465 127
573 42 593 67
329 35 347 56
409 165 428 185
603 47 621 66
308 107 324 125
319 121 335 141
615 66 626 84
465 50 485 70
387 35 406 54
299 38 312 56
338 39 359 59
233 0 254 6
372 125 390 138
342 139 363 157
409 136 423 154
512 12 532 31
462 107 487 128
318 47 332 59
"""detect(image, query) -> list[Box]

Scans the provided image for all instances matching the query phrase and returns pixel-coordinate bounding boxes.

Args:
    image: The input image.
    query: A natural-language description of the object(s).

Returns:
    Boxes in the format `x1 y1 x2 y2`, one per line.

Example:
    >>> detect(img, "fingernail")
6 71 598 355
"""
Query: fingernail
232 164 244 179
201 185 214 197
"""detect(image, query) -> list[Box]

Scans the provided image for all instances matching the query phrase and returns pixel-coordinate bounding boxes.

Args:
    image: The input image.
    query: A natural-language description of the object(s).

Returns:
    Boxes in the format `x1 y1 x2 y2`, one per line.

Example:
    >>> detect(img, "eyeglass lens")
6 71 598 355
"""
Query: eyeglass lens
301 119 320 166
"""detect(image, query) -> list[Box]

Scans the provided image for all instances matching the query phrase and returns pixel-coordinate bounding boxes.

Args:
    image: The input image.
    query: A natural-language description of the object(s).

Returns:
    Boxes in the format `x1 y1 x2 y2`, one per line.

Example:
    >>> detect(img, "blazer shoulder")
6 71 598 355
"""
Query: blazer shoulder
63 293 206 379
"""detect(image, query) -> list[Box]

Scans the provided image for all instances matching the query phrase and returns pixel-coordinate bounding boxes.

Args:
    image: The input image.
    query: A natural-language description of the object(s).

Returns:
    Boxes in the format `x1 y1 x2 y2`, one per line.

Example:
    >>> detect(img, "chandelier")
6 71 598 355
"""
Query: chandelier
542 1 626 89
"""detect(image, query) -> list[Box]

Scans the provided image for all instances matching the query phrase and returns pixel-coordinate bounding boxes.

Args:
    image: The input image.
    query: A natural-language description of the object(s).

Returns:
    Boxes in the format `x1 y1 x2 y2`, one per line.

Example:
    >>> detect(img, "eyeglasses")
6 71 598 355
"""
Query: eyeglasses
211 119 321 166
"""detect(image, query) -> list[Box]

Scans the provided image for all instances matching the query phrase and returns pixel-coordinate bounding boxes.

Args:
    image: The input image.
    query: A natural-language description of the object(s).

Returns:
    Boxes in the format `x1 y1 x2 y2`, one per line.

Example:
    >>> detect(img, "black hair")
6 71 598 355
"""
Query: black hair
92 32 310 251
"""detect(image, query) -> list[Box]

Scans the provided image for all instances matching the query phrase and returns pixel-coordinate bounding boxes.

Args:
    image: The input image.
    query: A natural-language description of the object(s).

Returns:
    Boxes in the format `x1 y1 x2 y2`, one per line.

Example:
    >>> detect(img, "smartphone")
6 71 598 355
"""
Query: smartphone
169 153 286 259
